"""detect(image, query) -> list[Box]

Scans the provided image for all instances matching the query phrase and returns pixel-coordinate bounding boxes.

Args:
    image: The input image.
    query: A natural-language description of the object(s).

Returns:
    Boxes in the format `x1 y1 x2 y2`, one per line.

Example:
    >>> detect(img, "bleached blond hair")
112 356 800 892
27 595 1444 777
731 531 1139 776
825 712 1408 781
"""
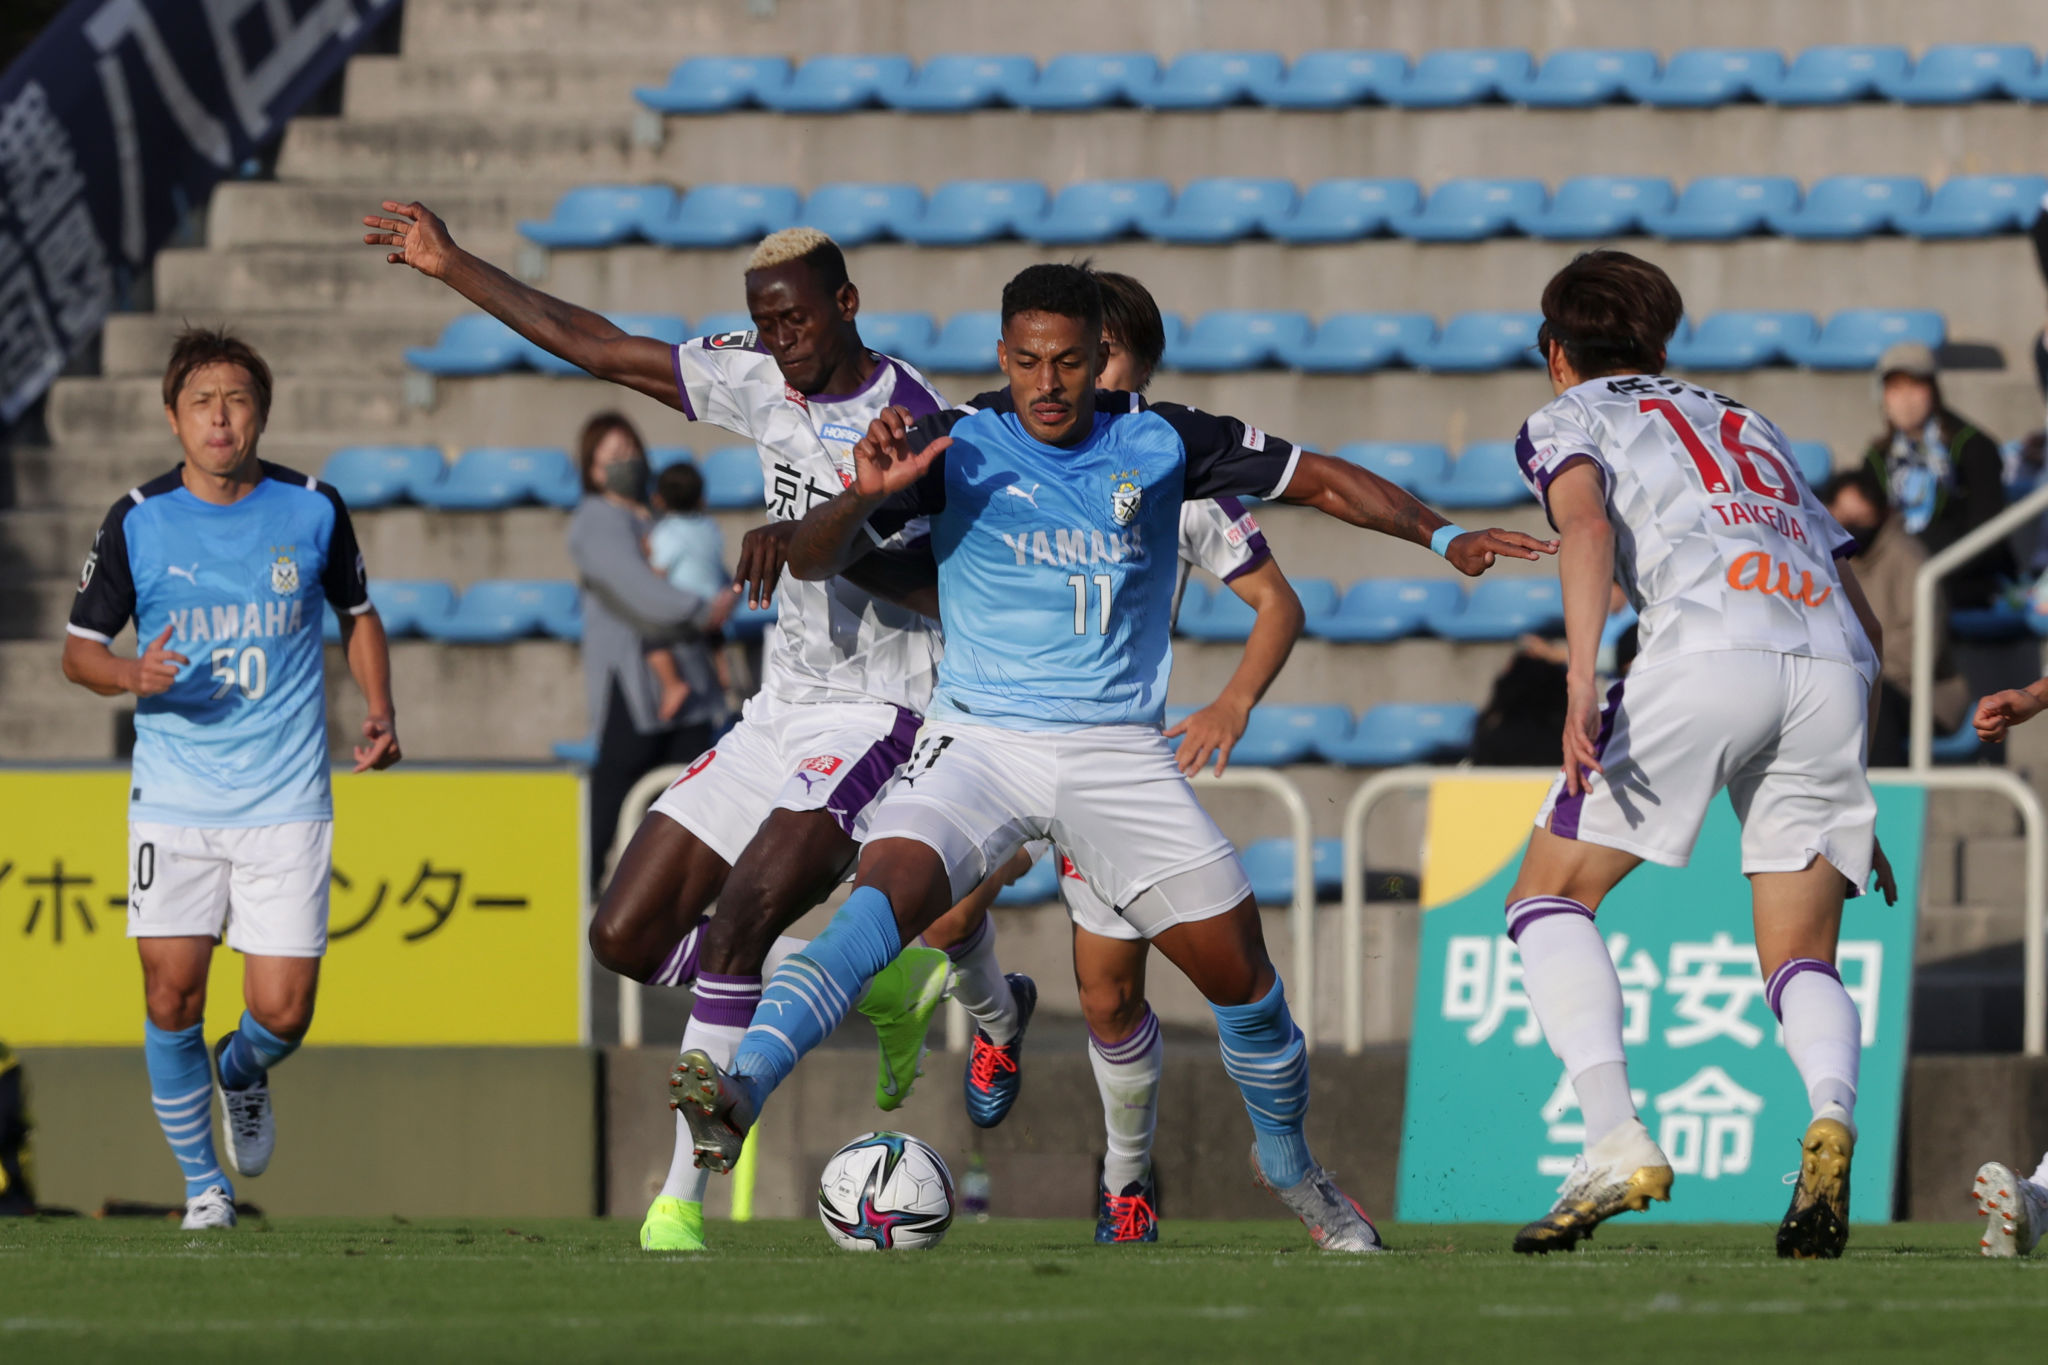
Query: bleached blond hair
747 227 838 272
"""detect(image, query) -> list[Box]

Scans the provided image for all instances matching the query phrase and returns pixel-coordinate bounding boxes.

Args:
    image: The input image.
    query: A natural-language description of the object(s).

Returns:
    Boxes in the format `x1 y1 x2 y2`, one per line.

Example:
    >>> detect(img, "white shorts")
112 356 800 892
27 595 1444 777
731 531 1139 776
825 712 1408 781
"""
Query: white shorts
650 691 921 867
127 820 333 958
1534 649 1877 885
868 719 1245 928
1055 851 1143 942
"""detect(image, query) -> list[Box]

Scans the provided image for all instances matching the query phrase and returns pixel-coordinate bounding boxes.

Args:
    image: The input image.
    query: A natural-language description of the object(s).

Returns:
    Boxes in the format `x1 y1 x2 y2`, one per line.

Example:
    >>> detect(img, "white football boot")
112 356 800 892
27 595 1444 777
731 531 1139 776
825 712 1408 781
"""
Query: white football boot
1514 1117 1674 1254
181 1185 237 1230
1975 1162 2048 1258
1249 1144 1385 1253
213 1036 276 1177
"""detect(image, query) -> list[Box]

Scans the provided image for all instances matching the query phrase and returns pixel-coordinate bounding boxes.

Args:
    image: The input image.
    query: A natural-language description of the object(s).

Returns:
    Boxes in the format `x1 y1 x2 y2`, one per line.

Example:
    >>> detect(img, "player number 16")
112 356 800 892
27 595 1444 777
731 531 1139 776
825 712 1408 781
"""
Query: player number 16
1067 573 1113 635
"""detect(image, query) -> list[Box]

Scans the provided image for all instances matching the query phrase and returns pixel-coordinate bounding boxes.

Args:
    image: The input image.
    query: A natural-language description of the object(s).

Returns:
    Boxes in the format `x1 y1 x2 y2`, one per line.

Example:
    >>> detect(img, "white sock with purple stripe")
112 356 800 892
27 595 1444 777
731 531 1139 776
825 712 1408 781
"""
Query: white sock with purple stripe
1508 895 1637 1146
657 970 763 1203
1767 957 1859 1128
1090 1005 1163 1192
937 913 1018 1045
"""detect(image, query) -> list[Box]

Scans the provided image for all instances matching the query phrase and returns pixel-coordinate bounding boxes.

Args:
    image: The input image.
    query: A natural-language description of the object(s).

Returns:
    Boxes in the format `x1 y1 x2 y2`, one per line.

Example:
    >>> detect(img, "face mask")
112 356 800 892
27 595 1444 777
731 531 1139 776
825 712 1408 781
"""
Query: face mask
602 456 648 499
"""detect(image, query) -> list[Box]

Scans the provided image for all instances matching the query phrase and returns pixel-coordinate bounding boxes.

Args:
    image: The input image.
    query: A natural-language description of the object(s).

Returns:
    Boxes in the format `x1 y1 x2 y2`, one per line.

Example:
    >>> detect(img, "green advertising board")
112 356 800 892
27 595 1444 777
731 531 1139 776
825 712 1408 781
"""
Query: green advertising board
1398 774 1925 1224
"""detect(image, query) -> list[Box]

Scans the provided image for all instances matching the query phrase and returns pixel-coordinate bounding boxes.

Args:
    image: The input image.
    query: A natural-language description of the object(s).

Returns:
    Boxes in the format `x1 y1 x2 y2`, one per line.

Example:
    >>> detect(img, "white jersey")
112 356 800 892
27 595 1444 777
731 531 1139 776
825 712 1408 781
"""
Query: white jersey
1517 374 1877 681
1172 495 1271 616
673 332 945 713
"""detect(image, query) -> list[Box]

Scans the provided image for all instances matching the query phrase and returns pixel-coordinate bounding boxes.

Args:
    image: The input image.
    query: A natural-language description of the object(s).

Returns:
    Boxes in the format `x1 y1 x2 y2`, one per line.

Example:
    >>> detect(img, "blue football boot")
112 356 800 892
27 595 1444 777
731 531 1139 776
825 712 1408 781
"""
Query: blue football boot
963 973 1036 1128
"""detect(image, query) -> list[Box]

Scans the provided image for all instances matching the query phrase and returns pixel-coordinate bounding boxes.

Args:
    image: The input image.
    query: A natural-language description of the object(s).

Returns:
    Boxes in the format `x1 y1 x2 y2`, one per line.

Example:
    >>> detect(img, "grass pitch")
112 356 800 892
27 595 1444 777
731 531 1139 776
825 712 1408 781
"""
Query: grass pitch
2 1216 2038 1363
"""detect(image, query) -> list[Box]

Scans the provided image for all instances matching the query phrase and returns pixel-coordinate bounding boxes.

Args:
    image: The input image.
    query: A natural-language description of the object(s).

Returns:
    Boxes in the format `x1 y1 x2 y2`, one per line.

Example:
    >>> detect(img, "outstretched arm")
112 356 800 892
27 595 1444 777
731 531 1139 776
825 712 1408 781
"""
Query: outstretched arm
363 201 680 407
786 406 949 581
1277 452 1556 576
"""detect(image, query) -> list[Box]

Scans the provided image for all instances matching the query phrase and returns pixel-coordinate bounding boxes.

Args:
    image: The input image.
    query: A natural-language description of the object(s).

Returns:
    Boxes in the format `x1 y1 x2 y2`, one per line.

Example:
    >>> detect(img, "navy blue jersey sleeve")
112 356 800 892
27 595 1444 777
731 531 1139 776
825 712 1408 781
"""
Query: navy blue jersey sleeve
864 408 967 542
1150 401 1302 502
316 482 371 614
68 497 138 642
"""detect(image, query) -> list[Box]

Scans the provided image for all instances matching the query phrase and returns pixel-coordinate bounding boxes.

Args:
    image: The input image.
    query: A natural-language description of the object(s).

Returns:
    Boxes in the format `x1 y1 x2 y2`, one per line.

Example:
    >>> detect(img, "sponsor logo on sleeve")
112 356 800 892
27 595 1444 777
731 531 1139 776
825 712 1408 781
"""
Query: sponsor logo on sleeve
705 331 754 351
1241 425 1267 452
1224 512 1259 546
798 755 844 777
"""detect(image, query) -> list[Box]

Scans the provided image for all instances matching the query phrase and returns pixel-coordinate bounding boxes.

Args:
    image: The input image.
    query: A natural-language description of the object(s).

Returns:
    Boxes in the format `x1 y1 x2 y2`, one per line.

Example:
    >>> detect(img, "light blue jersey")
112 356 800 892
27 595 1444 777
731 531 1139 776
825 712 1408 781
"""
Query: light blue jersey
69 463 371 827
868 392 1299 730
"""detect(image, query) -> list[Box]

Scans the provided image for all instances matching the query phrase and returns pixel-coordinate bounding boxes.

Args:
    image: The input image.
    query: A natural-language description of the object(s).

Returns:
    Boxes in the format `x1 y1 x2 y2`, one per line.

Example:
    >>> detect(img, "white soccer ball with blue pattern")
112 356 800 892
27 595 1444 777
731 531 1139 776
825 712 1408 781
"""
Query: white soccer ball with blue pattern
817 1130 955 1251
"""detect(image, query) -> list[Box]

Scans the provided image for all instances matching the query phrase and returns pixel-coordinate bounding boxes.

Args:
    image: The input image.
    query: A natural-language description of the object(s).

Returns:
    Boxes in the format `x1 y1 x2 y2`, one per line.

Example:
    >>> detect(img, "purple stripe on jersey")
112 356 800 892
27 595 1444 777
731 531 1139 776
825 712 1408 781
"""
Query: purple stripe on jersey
1505 895 1595 943
1547 676 1626 842
671 344 696 421
885 359 944 418
1765 956 1841 1020
1090 1005 1161 1065
822 705 922 838
1211 494 1273 581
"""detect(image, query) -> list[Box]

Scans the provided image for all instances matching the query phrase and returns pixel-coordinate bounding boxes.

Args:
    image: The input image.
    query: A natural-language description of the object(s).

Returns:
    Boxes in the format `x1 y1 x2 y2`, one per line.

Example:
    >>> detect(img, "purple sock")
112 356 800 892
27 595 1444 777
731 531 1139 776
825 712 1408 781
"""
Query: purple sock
690 970 761 1031
650 925 704 988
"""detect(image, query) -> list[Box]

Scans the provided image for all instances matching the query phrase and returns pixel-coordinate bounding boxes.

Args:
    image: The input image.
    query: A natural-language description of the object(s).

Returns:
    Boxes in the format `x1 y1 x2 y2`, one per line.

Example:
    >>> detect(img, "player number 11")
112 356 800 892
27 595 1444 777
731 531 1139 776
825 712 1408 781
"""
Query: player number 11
1068 573 1113 635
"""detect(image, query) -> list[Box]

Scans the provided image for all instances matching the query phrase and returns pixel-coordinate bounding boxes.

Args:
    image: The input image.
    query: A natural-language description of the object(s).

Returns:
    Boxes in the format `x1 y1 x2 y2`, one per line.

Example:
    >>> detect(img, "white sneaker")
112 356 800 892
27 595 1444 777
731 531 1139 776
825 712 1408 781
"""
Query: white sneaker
1514 1117 1674 1254
1248 1144 1385 1253
1975 1161 2048 1257
181 1185 236 1230
213 1035 275 1177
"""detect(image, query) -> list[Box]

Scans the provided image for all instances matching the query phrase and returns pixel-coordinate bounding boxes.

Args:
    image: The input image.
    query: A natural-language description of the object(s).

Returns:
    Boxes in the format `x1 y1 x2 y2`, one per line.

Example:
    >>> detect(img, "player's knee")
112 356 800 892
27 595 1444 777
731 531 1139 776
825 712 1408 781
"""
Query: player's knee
251 997 314 1041
144 979 205 1031
1078 978 1145 1041
586 906 655 981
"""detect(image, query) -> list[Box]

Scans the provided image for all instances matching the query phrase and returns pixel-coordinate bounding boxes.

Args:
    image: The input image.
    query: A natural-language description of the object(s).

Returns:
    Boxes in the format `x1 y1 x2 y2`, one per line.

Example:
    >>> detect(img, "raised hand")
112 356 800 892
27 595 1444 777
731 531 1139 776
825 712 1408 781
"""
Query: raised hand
1975 686 2045 743
362 201 457 278
852 406 950 500
127 625 186 697
1446 529 1559 577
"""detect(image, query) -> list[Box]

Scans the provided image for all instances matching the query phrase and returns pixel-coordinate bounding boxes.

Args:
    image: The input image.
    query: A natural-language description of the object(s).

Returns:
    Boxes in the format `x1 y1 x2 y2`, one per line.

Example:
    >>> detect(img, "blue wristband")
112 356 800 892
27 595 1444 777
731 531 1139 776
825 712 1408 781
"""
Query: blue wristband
1430 524 1466 558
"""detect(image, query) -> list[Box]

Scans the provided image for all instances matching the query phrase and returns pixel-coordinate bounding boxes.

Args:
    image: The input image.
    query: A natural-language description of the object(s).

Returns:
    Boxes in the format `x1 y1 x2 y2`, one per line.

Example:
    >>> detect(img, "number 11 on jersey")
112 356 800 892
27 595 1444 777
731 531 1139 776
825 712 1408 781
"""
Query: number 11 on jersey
1068 573 1112 635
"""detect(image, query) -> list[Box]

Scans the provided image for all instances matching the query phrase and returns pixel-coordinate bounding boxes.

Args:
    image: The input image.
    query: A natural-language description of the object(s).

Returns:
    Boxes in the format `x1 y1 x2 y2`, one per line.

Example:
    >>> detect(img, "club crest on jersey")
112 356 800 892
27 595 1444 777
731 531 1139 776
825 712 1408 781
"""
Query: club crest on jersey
270 552 299 596
1110 471 1142 527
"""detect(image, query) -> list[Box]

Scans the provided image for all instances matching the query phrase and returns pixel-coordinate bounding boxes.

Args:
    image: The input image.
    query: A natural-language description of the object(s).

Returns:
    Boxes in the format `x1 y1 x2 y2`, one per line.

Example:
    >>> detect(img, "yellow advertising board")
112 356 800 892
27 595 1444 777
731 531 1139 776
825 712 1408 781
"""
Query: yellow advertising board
0 769 585 1045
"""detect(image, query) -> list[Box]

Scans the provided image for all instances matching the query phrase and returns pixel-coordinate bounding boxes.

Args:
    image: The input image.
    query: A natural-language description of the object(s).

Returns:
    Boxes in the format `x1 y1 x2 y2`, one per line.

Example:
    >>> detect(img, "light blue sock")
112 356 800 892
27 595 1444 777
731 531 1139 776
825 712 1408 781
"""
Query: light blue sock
218 1011 299 1091
731 886 903 1109
144 1020 233 1200
1213 978 1313 1189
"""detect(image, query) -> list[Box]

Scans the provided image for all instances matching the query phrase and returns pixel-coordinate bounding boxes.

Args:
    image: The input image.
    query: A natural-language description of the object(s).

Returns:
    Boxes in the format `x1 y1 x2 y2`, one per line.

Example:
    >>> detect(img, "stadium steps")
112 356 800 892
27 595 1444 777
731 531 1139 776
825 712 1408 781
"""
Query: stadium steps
101 312 454 381
207 180 561 252
340 53 673 117
152 246 517 318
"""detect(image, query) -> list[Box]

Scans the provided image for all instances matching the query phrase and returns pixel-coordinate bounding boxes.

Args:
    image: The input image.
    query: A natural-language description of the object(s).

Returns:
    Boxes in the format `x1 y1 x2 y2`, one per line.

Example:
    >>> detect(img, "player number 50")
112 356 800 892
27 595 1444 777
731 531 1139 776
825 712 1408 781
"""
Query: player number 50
208 644 269 701
1067 573 1113 635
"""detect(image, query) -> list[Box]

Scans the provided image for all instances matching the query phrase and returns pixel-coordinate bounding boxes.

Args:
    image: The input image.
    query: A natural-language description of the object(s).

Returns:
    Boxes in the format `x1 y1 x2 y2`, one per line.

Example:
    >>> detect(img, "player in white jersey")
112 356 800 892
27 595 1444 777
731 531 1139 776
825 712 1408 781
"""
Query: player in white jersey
1497 251 1894 1260
920 271 1306 1242
365 210 955 1251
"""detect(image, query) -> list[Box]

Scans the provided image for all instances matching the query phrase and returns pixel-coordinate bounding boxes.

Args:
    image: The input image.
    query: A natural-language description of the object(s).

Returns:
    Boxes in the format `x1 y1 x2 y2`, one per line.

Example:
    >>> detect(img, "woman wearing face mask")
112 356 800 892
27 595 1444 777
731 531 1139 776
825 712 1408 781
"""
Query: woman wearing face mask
569 412 737 889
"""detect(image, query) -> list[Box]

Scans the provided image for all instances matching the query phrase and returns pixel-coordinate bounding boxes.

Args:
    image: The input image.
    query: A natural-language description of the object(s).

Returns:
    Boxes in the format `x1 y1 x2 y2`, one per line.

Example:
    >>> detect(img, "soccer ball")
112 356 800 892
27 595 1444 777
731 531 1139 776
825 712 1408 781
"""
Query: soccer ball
816 1131 955 1251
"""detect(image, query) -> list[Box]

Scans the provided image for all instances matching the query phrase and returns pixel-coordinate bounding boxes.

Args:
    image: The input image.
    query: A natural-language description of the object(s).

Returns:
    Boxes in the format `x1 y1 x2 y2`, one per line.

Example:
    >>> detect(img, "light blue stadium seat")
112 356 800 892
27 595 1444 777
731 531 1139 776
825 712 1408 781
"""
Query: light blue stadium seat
648 445 695 472
797 182 924 245
1880 44 2035 104
1896 174 2048 238
1320 703 1479 766
1309 579 1464 643
882 54 1037 111
1409 311 1543 371
367 579 458 638
1789 441 1834 487
1280 312 1433 373
1931 726 1991 763
519 185 677 248
552 738 599 765
1228 705 1353 767
635 56 791 114
1523 175 1675 238
1630 47 1784 107
1241 838 1347 905
1767 175 1926 239
1389 48 1533 108
419 448 578 510
1249 50 1406 108
527 312 690 376
994 849 1062 905
918 311 1002 373
760 54 914 112
1507 48 1659 107
644 184 801 248
854 312 936 365
405 314 529 376
1401 178 1547 242
1335 441 1450 491
1173 580 1214 635
1790 309 1946 370
899 179 1048 245
1763 45 1910 105
693 311 755 340
1666 310 1817 369
321 445 443 509
1266 177 1421 243
1643 175 1801 240
1419 442 1532 508
1953 602 2031 642
701 446 767 510
726 596 779 639
425 580 579 643
1166 310 1311 372
1014 52 1160 109
1139 50 1286 109
1028 179 1174 244
1140 177 1296 244
1429 577 1565 640
1185 578 1337 642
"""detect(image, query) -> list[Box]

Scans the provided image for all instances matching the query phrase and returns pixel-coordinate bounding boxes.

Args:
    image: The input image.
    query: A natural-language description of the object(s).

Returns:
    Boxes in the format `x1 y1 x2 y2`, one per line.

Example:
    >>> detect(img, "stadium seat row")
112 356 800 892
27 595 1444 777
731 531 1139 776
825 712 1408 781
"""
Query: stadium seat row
1180 578 1566 643
320 442 767 511
322 579 783 644
634 45 2048 115
521 174 2048 249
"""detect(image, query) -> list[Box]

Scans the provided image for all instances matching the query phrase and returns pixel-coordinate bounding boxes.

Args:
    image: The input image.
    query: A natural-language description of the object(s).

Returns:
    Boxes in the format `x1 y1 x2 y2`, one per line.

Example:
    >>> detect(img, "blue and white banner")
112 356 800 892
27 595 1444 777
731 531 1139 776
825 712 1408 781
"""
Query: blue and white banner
0 0 399 422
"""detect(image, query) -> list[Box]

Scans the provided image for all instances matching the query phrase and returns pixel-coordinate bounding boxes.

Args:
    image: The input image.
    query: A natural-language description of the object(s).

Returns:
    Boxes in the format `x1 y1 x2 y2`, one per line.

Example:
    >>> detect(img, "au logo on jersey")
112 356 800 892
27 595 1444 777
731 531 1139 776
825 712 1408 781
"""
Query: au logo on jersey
1110 470 1143 527
270 552 299 596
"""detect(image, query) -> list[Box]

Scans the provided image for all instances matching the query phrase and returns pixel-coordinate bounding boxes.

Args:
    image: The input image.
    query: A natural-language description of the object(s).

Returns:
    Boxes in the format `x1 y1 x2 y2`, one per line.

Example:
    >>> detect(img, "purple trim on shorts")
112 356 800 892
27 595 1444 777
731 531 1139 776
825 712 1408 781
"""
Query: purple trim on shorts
670 344 697 420
1766 957 1841 1020
1548 676 1626 842
1090 1005 1161 1065
1505 895 1594 943
824 705 923 838
938 910 992 964
651 924 702 987
690 970 763 1029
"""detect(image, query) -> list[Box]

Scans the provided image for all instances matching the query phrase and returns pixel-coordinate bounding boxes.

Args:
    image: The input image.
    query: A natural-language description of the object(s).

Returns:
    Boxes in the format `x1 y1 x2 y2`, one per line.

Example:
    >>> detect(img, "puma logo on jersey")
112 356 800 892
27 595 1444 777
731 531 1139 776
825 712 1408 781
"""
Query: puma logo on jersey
165 563 199 584
1726 551 1832 607
1001 483 1042 508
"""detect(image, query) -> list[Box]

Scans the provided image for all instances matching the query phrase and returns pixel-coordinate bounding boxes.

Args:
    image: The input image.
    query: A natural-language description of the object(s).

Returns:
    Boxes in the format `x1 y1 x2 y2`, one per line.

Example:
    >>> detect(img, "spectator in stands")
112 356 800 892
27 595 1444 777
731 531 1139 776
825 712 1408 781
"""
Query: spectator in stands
643 463 731 723
1823 466 1969 764
570 412 736 889
1862 341 2012 608
1469 649 1568 768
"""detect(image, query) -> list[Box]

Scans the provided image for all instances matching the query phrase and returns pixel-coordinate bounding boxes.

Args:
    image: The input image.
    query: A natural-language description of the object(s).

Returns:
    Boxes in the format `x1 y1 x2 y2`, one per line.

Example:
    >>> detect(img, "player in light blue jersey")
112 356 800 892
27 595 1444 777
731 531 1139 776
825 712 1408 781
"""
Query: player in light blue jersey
672 264 1553 1252
62 328 401 1230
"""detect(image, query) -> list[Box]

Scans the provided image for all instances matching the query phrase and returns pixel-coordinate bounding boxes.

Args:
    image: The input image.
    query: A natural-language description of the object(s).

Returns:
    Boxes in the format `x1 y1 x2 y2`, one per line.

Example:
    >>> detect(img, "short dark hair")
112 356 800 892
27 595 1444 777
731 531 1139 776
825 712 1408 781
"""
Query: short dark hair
1000 262 1103 338
1822 465 1890 520
1538 250 1684 378
163 325 272 420
655 461 705 513
1095 270 1165 392
575 411 646 493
